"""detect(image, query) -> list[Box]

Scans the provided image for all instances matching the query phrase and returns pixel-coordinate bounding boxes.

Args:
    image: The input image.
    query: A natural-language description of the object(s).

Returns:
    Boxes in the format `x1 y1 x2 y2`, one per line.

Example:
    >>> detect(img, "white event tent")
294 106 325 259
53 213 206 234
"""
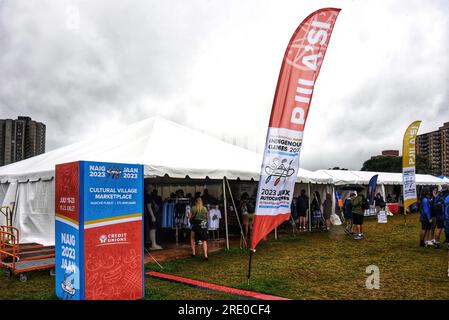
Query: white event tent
438 176 449 183
315 169 443 186
0 116 330 245
315 169 444 200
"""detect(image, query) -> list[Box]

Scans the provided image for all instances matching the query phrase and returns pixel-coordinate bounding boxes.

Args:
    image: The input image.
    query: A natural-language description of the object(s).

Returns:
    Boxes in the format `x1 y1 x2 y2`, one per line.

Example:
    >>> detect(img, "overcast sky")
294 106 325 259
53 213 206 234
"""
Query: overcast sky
0 0 448 170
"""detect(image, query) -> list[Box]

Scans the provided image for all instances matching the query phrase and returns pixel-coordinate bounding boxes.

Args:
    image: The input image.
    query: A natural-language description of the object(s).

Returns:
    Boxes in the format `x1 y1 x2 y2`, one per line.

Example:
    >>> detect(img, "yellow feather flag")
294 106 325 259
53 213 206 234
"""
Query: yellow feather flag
402 120 421 213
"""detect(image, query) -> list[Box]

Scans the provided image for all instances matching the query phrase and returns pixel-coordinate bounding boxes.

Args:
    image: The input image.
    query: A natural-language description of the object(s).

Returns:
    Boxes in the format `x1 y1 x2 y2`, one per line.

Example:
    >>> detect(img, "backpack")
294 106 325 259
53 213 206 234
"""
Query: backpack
433 194 445 219
361 198 370 210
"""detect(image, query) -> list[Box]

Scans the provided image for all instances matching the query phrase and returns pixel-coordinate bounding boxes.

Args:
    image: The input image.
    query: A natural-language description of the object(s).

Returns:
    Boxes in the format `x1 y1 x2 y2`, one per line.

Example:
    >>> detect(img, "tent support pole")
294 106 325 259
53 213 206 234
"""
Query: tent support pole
308 182 312 232
225 177 247 249
223 178 229 250
290 215 297 235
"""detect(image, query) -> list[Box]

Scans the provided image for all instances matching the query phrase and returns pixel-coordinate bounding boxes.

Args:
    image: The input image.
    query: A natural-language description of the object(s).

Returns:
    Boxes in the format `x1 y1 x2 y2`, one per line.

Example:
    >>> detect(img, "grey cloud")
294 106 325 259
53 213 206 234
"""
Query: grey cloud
0 0 448 171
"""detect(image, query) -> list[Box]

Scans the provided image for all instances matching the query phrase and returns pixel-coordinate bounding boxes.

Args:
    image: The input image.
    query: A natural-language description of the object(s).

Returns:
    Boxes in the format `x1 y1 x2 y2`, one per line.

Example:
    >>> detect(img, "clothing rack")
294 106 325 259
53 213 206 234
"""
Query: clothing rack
166 198 191 246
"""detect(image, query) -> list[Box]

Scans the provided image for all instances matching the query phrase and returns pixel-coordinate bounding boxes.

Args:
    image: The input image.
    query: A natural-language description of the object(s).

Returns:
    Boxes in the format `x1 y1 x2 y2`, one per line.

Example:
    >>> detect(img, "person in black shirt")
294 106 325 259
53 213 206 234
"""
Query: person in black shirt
296 190 309 232
353 194 369 240
144 187 162 250
374 193 386 212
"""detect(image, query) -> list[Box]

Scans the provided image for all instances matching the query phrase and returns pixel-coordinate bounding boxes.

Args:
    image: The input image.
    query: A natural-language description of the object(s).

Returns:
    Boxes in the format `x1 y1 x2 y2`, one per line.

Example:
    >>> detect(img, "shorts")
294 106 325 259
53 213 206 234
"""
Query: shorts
421 218 432 231
192 221 209 241
436 219 445 229
298 209 307 217
353 214 364 225
243 213 255 225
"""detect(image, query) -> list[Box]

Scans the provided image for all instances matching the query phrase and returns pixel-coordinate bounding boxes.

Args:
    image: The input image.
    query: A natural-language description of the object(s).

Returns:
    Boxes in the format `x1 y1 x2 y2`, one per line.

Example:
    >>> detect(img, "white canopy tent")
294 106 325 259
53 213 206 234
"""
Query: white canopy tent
315 169 444 186
315 169 444 203
0 117 330 184
439 176 449 183
0 117 330 245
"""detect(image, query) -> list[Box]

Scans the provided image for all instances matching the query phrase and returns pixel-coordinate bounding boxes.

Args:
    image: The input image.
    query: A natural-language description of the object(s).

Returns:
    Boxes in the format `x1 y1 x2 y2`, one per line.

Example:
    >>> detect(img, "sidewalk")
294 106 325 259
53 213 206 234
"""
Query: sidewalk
144 238 240 264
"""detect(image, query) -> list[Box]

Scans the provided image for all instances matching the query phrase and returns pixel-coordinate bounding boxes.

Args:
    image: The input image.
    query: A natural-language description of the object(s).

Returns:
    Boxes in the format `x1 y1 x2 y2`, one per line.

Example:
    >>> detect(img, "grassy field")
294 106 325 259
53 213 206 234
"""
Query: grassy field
1 214 448 300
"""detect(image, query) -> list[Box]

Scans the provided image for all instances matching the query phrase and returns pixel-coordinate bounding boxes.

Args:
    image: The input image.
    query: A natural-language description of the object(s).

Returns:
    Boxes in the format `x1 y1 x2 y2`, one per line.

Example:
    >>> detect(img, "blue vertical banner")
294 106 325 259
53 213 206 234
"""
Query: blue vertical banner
368 174 379 206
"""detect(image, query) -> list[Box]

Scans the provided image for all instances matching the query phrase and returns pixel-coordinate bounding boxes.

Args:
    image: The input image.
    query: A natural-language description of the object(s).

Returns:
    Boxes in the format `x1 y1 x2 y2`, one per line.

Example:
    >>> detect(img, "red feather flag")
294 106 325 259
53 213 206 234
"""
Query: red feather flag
250 8 341 252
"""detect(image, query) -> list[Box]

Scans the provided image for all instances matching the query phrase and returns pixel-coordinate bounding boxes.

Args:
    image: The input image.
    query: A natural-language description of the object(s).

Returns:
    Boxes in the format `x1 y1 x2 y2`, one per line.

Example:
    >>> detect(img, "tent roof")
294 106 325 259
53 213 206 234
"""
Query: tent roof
0 117 330 184
438 176 449 183
315 169 444 186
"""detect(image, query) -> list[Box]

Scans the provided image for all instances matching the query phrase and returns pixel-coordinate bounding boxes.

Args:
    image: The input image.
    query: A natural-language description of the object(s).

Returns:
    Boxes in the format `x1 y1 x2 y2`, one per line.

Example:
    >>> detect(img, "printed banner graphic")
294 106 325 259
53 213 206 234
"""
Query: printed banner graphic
55 162 81 300
402 121 421 212
55 161 144 300
251 8 341 250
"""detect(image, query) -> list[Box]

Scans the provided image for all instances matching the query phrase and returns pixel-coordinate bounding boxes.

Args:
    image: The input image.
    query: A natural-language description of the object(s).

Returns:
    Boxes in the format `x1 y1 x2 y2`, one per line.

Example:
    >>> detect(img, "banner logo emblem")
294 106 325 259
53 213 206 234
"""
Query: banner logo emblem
264 158 295 186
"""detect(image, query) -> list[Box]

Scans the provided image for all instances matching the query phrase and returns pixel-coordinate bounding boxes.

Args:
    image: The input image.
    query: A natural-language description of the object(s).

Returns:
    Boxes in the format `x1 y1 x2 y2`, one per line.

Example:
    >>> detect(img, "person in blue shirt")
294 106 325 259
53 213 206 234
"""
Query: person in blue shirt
420 188 433 247
439 184 449 276
430 187 445 248
441 184 449 244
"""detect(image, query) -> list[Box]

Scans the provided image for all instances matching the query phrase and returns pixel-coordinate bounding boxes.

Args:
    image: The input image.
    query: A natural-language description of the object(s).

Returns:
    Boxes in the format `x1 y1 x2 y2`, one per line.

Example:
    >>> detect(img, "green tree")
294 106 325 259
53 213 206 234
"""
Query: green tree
361 155 431 174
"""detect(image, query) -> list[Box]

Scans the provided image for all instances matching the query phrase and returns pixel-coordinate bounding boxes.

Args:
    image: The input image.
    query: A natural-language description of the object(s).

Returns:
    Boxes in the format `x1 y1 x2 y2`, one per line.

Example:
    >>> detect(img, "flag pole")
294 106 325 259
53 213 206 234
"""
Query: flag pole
223 177 230 250
247 249 254 285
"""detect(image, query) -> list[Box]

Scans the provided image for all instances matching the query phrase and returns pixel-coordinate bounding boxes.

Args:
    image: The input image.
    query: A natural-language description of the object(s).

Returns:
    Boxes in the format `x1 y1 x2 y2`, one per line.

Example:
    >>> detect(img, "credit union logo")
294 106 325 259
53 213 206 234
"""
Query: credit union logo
97 233 129 246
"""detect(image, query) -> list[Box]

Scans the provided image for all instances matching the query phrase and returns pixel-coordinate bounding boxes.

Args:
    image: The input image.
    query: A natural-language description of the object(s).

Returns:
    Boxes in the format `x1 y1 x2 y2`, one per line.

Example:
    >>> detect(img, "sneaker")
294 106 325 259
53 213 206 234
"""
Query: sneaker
434 243 441 249
353 234 362 240
190 254 196 258
204 257 208 261
425 241 434 247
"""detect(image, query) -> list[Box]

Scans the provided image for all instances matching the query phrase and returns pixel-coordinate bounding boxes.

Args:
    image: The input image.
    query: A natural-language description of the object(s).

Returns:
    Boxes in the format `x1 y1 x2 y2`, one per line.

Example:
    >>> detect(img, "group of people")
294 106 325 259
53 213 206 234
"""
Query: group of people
293 190 333 232
419 184 449 249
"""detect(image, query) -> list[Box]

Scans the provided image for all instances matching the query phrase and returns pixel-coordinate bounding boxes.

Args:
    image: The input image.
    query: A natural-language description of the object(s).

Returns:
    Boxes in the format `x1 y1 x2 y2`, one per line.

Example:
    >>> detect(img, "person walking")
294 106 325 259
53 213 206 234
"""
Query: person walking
296 190 309 231
189 196 209 260
419 188 433 247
